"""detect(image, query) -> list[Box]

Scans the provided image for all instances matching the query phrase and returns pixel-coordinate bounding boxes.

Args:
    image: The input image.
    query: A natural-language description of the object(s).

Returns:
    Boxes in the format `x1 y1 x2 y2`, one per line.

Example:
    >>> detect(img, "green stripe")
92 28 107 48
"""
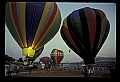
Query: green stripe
16 3 24 45
36 9 61 50
97 17 107 50
34 3 54 45
5 3 23 48
69 13 83 44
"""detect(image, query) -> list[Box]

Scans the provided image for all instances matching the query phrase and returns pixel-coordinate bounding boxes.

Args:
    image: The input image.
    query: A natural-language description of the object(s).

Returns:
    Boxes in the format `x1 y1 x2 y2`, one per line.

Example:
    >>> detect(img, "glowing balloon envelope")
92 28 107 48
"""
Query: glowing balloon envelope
22 47 35 57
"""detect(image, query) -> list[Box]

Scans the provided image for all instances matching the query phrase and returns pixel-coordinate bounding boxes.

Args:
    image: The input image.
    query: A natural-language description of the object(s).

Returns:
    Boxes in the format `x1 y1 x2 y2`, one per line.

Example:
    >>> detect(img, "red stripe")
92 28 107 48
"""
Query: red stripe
84 8 96 51
34 3 57 48
11 3 25 47
56 50 58 64
63 26 80 53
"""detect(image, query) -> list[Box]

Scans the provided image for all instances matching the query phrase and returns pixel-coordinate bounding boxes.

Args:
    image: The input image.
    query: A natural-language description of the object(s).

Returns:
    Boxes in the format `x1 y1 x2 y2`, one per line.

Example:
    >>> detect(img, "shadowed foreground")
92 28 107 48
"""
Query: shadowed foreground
10 70 111 78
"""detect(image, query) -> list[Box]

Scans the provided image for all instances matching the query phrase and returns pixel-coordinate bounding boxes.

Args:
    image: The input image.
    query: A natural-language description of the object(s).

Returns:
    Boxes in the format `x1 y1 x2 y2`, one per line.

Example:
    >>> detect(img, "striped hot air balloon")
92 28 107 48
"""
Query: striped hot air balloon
60 7 110 65
50 49 64 65
5 2 61 57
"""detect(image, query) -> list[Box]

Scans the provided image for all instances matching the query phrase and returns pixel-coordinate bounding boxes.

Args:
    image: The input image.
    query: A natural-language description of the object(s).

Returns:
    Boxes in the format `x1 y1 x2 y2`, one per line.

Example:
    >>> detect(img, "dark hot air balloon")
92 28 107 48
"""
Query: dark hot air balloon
60 7 110 65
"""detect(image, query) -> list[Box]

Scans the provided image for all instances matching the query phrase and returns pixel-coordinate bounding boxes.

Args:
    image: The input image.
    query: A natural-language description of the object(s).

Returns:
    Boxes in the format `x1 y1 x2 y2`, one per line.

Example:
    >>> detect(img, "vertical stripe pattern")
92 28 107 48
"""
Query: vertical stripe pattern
5 2 61 51
60 7 110 64
50 49 64 64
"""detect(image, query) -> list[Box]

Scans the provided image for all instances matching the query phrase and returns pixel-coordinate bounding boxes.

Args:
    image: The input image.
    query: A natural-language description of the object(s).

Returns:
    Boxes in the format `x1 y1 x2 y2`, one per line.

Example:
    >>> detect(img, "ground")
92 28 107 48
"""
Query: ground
10 69 111 78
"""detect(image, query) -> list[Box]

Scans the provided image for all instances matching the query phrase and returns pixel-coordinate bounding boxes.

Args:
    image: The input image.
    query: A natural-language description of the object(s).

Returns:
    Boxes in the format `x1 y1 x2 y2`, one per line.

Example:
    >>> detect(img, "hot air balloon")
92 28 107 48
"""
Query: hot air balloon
50 49 64 65
39 56 51 64
27 45 44 63
5 2 61 58
32 46 44 61
23 46 44 65
60 7 110 65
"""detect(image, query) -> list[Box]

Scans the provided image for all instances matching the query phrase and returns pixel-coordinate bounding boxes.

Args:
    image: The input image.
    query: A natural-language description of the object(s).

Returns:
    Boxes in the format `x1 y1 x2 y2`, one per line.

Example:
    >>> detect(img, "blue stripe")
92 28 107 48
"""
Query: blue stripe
34 2 53 43
70 10 81 25
25 2 35 47
35 2 46 6
42 2 54 30
29 2 46 48
33 46 44 59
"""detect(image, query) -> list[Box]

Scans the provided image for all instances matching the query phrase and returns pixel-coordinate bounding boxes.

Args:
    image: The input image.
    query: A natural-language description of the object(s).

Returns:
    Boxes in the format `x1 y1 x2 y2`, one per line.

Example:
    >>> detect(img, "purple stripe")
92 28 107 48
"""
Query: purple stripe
29 2 46 48
25 2 35 47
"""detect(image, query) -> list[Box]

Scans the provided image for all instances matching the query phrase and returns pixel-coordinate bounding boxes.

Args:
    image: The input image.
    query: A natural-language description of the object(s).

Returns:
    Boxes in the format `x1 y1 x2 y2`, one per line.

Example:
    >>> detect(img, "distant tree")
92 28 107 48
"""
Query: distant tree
17 57 23 62
5 54 15 62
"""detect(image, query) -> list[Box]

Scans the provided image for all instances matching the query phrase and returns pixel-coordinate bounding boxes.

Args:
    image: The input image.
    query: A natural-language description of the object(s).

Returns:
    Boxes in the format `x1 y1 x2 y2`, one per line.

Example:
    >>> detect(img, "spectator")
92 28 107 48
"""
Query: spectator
8 63 15 76
82 66 89 77
88 66 94 77
48 63 51 71
41 62 45 73
28 64 33 73
5 64 10 76
45 63 49 71
16 65 20 74
109 67 116 78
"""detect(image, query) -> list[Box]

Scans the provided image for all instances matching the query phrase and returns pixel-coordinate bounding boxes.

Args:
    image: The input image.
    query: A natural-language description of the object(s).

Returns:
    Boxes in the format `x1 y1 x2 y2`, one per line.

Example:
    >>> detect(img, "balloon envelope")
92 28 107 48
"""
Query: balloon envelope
5 2 61 57
27 45 44 62
33 46 44 61
39 56 51 64
50 49 64 64
60 7 110 65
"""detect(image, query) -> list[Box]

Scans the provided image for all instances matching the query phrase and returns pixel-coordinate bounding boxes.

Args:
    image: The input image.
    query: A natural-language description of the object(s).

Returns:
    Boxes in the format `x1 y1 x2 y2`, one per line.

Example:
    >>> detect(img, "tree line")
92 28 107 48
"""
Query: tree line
5 54 23 64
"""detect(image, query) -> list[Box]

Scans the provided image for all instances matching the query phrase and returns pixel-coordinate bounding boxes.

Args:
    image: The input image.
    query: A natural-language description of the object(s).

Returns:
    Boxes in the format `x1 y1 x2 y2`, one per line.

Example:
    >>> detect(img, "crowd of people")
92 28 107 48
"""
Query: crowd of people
6 61 93 77
40 62 51 73
5 61 96 77
82 65 94 77
6 62 115 77
5 63 20 76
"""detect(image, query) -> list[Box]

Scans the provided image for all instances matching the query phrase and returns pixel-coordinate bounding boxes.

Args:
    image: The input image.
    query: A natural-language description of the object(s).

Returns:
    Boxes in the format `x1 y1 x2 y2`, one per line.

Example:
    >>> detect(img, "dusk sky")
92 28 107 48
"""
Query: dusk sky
5 2 116 63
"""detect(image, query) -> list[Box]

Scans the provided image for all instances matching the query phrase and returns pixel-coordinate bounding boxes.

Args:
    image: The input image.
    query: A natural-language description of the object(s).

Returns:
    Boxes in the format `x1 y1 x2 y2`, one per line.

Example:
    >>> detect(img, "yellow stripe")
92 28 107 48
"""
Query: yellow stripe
34 8 59 49
97 17 107 50
44 8 59 36
20 2 27 47
55 50 57 63
9 2 24 47
32 2 52 49
63 18 68 29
